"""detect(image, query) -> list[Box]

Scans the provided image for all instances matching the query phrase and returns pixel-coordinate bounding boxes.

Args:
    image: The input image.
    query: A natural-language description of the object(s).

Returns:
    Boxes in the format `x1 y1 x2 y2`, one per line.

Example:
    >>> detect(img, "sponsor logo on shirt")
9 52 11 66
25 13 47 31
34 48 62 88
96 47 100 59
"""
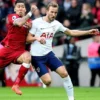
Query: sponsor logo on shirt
12 16 17 20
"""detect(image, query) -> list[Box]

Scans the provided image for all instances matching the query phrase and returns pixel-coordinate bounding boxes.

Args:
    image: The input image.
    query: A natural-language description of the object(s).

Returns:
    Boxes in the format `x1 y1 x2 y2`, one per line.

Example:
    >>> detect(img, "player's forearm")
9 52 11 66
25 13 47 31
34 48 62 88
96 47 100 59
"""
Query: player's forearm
13 12 32 26
70 30 90 36
65 29 90 36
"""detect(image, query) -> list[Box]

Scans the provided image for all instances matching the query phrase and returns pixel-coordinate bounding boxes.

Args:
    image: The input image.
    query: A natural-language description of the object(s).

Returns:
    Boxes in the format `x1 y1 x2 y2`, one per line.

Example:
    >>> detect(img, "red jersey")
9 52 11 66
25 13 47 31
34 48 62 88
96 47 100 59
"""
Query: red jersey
1 13 31 50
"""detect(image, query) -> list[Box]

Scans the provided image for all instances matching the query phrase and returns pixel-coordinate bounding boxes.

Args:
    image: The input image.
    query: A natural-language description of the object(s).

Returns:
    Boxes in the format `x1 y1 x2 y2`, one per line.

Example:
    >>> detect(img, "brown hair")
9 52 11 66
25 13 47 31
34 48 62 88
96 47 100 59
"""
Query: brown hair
46 2 59 10
15 0 26 5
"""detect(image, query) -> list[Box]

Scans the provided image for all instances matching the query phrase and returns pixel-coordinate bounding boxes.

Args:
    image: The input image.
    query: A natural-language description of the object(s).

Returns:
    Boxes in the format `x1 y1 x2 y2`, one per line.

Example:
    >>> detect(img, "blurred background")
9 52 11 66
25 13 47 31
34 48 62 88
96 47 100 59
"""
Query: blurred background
0 0 100 88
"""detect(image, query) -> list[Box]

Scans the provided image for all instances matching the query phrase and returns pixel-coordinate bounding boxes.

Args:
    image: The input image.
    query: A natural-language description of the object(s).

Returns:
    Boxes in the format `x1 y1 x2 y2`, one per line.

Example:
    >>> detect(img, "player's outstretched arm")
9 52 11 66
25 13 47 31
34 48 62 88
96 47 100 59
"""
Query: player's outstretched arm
13 5 37 26
64 28 99 36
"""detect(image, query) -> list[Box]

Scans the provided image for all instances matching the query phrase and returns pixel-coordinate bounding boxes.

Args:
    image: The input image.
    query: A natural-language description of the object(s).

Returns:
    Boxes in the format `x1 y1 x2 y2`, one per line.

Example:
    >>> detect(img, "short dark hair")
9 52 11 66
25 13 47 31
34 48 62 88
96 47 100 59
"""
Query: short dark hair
46 2 59 10
15 0 26 5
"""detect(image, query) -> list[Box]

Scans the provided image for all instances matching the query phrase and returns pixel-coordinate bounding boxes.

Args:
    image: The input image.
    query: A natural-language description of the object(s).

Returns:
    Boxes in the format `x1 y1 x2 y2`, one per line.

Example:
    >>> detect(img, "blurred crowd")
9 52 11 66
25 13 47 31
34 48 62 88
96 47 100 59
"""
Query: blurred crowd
0 0 100 44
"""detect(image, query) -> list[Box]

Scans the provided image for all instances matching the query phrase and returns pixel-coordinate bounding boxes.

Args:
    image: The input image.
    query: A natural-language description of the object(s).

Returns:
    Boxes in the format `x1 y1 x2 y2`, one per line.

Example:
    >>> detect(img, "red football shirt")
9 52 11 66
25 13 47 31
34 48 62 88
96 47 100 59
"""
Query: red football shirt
1 13 31 50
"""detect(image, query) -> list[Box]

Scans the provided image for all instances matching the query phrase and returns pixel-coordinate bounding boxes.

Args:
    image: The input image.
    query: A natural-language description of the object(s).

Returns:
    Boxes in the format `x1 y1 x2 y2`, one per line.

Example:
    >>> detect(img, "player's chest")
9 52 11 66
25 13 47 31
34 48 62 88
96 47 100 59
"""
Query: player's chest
14 25 28 34
36 24 57 38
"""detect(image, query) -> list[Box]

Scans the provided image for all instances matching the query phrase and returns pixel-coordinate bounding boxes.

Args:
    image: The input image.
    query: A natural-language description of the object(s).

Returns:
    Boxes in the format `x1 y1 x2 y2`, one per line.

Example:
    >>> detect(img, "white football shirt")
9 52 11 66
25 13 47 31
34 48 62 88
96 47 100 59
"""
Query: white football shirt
29 17 68 56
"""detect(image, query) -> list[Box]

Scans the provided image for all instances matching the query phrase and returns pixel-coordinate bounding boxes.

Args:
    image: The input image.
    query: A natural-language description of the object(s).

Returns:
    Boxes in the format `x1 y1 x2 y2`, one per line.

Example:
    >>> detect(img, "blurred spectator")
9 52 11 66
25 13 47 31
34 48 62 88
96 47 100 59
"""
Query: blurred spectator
63 0 71 12
0 68 5 86
54 0 63 4
30 0 38 6
0 0 6 30
0 1 7 41
87 35 100 86
92 0 100 25
40 6 46 16
32 9 41 19
25 0 31 13
0 43 5 86
63 19 71 28
63 37 81 86
79 3 94 28
65 0 81 29
57 0 71 23
4 0 14 14
58 35 67 45
85 0 95 7
56 3 65 23
79 0 95 7
38 0 49 9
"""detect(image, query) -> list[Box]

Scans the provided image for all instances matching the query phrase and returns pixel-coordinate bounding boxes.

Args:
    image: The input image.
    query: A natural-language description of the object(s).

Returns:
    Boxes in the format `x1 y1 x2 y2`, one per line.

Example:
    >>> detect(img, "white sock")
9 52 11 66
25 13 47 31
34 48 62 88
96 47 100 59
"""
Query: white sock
40 78 47 88
22 63 31 68
63 75 74 100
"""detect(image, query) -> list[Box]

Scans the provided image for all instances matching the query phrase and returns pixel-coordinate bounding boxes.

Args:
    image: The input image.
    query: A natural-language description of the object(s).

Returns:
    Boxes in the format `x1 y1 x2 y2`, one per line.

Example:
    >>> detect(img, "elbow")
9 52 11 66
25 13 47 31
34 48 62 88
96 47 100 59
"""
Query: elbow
70 31 76 36
68 32 74 36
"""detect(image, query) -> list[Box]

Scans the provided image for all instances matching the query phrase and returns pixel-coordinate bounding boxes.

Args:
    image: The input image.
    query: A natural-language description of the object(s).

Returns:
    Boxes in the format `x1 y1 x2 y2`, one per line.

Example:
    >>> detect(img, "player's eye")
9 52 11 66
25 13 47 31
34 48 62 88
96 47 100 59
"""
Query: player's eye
55 12 57 15
21 5 25 8
17 5 20 8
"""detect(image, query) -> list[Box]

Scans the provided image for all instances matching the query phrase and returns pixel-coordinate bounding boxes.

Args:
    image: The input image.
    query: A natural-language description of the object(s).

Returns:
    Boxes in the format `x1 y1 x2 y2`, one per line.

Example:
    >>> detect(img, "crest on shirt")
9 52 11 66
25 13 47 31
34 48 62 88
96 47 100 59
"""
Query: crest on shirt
12 16 16 20
36 67 40 72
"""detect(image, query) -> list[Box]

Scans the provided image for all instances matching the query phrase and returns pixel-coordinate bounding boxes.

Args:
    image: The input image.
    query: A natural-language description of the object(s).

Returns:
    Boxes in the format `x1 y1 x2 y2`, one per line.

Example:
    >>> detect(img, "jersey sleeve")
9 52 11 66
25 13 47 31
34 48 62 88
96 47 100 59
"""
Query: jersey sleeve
7 14 19 25
57 21 68 32
29 21 37 35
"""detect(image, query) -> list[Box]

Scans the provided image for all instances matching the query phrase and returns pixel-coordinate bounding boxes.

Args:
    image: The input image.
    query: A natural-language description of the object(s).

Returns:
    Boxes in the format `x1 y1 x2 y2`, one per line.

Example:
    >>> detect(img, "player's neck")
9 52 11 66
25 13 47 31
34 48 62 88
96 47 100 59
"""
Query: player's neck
16 13 25 17
43 16 52 23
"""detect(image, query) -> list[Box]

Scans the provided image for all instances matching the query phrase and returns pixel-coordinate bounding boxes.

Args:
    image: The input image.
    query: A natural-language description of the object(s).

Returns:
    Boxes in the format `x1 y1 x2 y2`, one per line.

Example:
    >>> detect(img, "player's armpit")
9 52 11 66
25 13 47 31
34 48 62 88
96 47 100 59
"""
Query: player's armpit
26 33 36 43
64 28 73 36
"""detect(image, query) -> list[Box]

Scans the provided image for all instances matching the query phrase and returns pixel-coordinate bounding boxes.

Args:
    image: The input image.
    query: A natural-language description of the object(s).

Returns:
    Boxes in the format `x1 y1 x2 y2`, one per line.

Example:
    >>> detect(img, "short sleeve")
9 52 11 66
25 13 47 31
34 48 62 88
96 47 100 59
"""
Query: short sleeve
29 21 37 35
57 22 68 32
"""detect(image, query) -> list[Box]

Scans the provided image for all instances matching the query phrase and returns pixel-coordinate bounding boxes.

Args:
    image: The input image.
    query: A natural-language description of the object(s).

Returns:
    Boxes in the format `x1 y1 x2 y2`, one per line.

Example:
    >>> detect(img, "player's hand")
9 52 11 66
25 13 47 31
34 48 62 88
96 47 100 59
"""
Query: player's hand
88 29 99 35
25 22 32 29
31 5 38 13
37 37 46 44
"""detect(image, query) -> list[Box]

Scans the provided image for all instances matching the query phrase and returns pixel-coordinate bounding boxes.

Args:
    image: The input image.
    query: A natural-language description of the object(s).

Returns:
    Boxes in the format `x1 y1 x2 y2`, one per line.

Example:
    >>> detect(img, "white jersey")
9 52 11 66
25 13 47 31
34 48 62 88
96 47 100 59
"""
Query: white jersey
29 17 68 56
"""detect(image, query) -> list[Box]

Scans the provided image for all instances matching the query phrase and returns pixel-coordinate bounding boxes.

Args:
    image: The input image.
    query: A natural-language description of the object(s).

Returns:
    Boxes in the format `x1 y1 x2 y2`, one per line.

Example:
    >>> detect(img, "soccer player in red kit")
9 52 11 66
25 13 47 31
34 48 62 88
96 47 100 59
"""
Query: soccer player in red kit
0 0 37 95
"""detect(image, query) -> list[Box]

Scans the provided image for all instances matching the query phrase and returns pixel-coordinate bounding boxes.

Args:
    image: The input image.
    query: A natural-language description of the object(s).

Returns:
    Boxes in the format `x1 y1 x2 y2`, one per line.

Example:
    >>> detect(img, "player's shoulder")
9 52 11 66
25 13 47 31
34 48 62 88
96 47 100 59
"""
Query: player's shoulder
53 20 61 24
32 17 42 22
8 13 18 17
52 20 62 26
7 13 19 20
31 17 42 24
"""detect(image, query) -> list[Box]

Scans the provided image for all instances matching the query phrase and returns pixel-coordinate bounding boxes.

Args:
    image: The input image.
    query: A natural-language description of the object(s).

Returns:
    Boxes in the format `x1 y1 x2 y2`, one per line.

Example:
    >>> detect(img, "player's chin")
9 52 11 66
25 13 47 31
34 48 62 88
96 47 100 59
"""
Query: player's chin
50 19 54 22
18 12 24 17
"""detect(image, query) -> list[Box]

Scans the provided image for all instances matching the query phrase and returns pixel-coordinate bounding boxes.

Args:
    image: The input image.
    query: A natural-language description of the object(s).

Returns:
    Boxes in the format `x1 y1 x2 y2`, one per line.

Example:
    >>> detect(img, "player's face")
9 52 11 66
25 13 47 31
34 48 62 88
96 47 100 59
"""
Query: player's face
14 3 26 17
47 6 58 22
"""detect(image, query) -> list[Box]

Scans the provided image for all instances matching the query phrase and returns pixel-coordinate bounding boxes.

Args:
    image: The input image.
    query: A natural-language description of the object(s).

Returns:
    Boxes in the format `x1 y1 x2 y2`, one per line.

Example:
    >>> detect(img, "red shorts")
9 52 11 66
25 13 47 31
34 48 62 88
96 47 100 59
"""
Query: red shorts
0 47 26 68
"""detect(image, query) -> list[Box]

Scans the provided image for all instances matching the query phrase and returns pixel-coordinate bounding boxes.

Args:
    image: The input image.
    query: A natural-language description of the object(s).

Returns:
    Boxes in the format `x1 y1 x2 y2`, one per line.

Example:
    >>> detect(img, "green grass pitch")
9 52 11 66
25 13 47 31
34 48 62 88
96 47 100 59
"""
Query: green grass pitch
0 87 100 100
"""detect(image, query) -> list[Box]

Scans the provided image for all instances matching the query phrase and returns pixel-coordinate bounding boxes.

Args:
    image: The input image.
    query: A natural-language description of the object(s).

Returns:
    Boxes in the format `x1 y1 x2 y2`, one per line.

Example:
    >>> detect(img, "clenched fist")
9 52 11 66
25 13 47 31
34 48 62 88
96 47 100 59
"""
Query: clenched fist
88 29 99 35
36 37 46 44
31 5 38 13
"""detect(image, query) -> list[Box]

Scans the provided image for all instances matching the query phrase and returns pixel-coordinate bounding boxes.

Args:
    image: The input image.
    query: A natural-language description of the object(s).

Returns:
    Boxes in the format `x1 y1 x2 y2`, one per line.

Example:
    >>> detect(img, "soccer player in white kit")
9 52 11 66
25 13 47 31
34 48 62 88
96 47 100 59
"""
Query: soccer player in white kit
26 2 99 100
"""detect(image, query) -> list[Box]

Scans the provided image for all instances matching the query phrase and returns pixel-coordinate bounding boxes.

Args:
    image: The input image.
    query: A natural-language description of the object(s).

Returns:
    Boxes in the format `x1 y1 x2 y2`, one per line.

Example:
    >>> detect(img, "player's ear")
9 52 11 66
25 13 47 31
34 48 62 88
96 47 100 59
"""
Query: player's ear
14 8 16 12
25 9 26 13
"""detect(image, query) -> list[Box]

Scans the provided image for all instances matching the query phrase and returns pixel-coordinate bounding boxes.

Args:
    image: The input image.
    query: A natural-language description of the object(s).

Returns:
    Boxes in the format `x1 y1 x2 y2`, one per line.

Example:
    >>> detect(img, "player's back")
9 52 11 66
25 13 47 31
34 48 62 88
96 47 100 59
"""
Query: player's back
2 13 30 50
